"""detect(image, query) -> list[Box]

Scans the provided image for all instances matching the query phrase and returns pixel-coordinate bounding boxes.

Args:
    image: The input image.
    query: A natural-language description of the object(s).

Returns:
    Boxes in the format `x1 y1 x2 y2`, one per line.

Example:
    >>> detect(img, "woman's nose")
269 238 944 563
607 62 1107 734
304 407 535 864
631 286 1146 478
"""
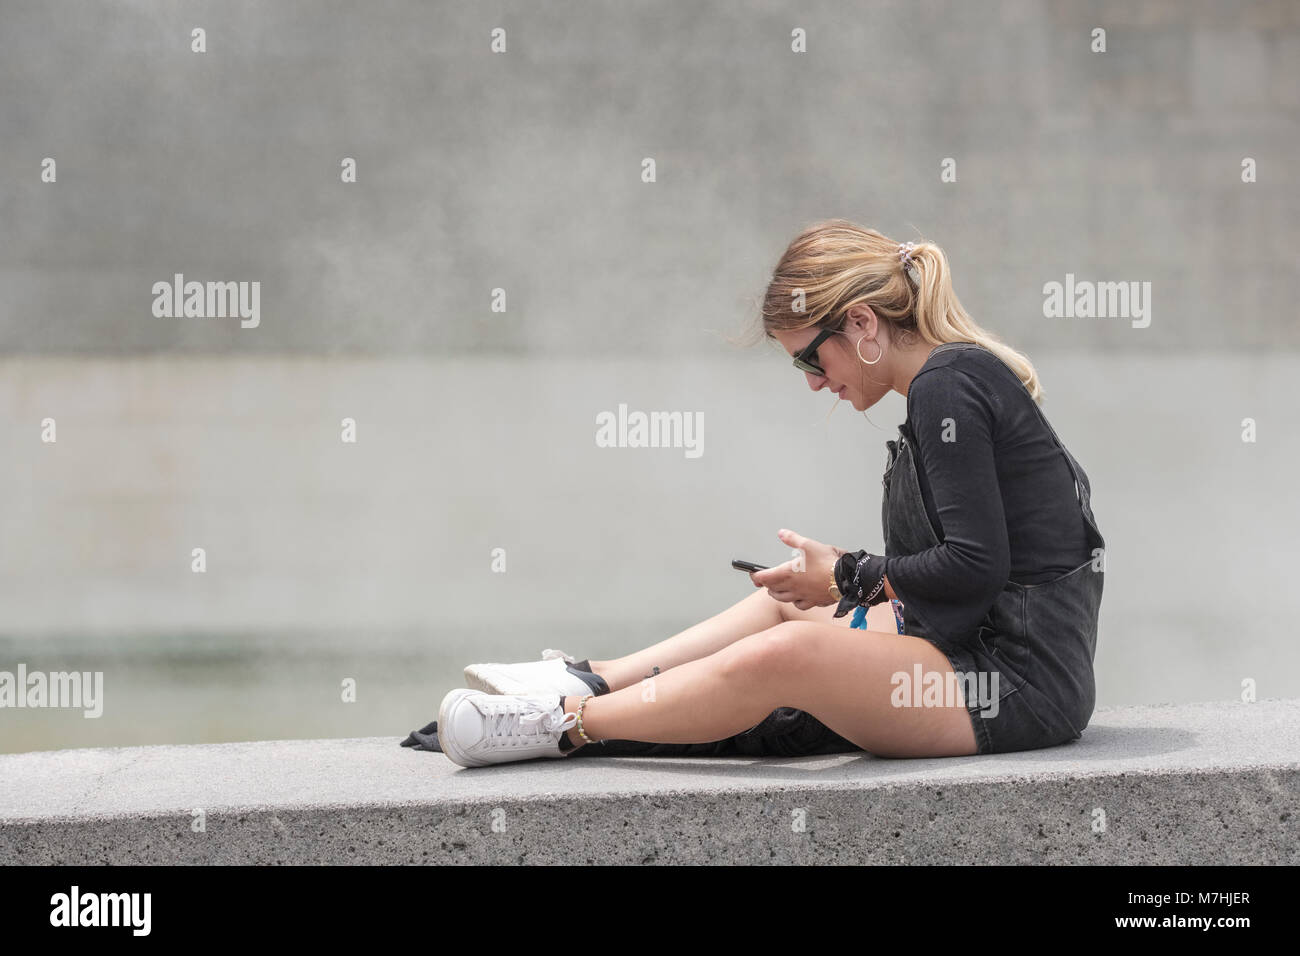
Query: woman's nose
804 371 827 391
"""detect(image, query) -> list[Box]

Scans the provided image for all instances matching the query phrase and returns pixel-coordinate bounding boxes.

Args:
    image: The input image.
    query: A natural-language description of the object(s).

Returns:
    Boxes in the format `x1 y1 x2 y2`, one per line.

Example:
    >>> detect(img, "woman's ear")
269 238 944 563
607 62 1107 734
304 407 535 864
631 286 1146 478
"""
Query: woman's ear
843 304 876 338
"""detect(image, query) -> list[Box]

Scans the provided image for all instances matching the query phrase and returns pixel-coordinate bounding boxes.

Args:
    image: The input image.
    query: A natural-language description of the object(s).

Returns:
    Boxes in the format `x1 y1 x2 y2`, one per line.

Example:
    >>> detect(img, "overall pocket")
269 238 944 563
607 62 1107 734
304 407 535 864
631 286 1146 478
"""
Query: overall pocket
1005 556 1104 728
970 624 1025 700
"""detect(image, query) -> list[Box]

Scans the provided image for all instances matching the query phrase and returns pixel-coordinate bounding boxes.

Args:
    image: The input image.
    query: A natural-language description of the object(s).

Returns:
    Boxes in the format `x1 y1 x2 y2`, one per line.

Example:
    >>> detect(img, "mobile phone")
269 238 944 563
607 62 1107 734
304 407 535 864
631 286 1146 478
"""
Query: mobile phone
731 559 769 573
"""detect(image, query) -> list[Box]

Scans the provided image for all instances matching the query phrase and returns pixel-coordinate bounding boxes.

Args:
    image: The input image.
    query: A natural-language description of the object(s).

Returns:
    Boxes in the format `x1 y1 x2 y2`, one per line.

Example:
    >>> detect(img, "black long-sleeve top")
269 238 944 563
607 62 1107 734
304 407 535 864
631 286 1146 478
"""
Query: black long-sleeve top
835 344 1094 645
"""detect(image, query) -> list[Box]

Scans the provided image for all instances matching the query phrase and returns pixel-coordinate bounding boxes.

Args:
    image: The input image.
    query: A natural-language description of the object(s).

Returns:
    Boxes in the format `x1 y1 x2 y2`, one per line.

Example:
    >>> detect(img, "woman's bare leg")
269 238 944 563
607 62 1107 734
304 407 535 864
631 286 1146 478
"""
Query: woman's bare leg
588 588 897 692
566 618 977 758
586 588 780 691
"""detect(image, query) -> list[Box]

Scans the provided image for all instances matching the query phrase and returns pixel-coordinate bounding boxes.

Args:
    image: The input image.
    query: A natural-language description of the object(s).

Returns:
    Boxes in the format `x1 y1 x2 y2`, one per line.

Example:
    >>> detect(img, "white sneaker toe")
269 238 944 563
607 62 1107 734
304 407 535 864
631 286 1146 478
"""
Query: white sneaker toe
437 689 579 768
463 649 593 698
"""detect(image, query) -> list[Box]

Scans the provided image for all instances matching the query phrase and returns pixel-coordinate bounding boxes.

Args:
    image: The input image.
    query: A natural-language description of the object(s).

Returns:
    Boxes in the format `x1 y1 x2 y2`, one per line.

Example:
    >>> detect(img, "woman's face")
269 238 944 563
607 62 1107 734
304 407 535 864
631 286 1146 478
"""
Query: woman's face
772 312 893 412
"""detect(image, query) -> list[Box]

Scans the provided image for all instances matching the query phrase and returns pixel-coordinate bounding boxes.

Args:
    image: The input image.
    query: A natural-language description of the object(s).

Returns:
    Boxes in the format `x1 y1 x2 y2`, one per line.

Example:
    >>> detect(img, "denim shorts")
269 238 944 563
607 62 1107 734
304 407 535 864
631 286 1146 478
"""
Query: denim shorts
922 618 1095 756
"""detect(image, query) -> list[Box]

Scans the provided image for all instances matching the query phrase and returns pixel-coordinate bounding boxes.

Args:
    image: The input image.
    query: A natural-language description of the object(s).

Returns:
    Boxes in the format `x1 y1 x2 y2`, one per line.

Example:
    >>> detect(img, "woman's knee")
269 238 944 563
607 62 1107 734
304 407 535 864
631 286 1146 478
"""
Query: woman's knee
771 593 854 629
749 585 800 625
720 621 822 682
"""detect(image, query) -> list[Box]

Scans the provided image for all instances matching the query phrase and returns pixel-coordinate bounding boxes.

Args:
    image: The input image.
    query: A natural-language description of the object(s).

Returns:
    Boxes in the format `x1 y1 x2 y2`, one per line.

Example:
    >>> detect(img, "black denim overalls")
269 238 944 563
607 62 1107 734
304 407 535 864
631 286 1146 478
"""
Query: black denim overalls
561 343 1101 758
880 341 1106 754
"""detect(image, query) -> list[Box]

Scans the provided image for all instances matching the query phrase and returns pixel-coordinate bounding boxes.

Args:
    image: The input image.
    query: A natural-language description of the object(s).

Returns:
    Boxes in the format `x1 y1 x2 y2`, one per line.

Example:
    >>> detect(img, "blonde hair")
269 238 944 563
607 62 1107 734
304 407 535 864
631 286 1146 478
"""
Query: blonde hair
751 219 1043 403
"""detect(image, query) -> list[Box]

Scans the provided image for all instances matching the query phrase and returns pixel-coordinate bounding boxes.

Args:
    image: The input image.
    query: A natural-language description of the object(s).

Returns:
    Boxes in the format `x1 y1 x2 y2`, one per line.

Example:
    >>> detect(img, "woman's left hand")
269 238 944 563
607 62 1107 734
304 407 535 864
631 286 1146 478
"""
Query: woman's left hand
750 529 845 611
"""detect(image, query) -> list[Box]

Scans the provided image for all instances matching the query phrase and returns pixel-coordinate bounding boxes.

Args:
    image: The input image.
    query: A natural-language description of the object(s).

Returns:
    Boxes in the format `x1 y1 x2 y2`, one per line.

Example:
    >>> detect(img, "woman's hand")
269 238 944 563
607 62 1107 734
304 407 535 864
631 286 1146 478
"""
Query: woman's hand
749 529 846 611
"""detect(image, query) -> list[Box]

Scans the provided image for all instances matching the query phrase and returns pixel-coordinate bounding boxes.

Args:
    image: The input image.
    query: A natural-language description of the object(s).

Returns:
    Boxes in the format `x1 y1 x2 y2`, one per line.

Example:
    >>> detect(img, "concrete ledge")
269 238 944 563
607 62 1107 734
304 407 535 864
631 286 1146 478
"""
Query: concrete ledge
2 699 1297 864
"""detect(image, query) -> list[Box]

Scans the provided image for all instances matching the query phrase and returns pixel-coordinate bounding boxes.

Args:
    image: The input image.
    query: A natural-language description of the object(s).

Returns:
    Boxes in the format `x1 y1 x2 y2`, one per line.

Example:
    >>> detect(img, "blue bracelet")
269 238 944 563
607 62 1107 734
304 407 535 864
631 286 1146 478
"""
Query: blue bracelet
852 599 906 632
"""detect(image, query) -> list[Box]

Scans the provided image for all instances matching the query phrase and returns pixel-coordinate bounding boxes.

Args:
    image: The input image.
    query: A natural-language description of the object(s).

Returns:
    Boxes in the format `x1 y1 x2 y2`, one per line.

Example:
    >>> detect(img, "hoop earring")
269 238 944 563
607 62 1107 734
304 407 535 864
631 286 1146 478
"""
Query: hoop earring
856 335 884 366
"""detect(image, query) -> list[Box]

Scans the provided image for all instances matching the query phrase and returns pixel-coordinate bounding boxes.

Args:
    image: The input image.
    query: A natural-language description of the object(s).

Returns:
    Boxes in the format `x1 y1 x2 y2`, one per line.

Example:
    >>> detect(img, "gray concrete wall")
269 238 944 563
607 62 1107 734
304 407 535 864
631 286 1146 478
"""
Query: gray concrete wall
1 0 1296 354
3 699 1296 864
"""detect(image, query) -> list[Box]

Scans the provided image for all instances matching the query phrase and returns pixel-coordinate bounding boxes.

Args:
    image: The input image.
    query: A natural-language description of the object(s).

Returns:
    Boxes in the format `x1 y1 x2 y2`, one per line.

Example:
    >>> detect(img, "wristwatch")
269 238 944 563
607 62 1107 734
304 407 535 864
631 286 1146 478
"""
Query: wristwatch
828 571 842 602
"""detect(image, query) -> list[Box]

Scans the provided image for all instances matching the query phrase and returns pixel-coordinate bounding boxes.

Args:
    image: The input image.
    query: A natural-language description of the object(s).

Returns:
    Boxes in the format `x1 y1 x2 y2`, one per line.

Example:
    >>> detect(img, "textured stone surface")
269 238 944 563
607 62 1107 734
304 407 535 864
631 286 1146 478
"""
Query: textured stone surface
2 699 1296 864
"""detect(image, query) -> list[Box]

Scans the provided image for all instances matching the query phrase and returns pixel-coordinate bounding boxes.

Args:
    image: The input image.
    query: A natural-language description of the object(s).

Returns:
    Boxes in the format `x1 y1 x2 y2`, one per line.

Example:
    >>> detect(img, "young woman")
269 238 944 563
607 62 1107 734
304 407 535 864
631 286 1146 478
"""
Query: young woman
436 219 1106 768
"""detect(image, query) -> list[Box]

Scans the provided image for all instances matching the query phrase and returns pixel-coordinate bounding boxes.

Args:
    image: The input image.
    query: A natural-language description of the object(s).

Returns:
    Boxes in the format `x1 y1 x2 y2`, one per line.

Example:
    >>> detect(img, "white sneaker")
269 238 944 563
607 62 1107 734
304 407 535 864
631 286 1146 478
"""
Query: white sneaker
463 648 597 698
437 688 579 768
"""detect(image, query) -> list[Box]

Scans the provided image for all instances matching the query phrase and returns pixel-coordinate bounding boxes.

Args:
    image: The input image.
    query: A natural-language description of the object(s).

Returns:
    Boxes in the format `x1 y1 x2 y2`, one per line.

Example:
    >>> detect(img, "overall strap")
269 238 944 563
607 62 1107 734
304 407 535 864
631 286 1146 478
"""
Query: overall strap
1020 393 1105 551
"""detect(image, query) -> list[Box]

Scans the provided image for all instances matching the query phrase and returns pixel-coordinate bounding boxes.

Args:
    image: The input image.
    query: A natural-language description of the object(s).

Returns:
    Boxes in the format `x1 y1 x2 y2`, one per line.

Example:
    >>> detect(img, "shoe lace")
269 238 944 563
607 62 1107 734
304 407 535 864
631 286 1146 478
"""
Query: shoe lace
487 698 578 743
541 648 576 664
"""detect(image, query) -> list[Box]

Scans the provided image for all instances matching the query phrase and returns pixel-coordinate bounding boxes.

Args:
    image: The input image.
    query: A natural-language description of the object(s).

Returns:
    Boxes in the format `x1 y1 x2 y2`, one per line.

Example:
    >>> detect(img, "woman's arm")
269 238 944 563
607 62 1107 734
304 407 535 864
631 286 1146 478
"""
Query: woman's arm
885 366 1010 626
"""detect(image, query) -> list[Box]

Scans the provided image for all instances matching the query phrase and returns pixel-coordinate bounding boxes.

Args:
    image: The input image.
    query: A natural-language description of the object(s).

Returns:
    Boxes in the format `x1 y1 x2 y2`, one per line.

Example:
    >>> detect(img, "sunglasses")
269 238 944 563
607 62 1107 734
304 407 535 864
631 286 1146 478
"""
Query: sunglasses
791 326 839 377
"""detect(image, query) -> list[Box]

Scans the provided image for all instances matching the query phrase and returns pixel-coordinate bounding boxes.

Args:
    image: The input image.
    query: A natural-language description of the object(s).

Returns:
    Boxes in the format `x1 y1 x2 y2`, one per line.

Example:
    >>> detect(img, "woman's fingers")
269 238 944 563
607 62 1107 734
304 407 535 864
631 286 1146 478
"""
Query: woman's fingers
754 544 826 606
751 563 792 587
777 528 814 552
